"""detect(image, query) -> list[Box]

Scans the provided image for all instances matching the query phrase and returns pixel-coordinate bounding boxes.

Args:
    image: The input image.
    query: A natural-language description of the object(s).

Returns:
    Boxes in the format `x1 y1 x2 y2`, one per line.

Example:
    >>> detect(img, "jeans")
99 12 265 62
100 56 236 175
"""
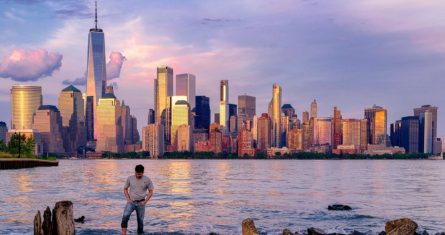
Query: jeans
121 201 146 233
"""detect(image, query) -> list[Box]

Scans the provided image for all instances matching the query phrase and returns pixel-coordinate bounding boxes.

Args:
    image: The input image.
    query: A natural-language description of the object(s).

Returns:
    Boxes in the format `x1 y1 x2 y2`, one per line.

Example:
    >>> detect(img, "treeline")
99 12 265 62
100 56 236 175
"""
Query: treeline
161 151 431 160
0 133 35 158
101 151 150 159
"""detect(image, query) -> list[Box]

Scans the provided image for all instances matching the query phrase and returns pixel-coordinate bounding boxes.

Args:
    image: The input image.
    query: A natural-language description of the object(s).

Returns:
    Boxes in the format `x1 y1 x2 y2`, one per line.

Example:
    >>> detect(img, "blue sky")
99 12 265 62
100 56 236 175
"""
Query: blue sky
0 0 444 138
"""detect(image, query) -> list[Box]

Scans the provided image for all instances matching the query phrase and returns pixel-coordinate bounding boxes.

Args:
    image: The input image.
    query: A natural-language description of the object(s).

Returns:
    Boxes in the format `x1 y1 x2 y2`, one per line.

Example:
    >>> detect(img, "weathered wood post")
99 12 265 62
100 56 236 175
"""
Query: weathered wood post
34 210 42 235
42 207 52 235
242 218 259 235
52 201 75 235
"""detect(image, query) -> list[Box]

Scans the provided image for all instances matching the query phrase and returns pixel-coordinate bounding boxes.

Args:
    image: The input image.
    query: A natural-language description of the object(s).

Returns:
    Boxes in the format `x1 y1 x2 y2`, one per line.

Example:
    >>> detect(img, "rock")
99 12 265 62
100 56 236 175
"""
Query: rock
385 218 418 235
42 207 52 235
34 210 43 235
52 201 75 235
328 204 352 211
242 218 259 235
420 231 429 235
378 232 386 235
308 227 326 235
350 231 365 235
283 228 294 235
74 216 85 223
434 233 445 235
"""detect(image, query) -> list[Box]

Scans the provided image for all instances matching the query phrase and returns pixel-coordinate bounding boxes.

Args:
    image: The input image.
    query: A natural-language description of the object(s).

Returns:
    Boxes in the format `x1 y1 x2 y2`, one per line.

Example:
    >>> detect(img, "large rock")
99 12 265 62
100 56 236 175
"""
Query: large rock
308 227 326 235
349 231 366 235
42 207 52 235
242 218 259 235
52 201 75 235
328 204 352 211
385 218 418 235
283 228 294 235
34 210 42 235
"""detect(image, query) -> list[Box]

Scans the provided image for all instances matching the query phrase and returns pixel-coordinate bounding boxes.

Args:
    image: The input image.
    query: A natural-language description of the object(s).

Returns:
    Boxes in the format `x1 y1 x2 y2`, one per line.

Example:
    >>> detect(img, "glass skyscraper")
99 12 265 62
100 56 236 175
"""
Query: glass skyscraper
10 85 42 130
86 3 107 140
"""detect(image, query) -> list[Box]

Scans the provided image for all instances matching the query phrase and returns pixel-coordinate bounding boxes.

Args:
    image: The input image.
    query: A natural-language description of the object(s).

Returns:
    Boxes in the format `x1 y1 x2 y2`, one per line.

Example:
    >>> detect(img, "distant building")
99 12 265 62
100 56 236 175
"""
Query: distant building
142 123 164 158
414 105 438 154
229 115 237 134
32 105 65 153
10 85 42 130
310 99 317 119
267 147 296 157
237 127 255 157
365 105 387 145
176 124 192 152
58 85 86 153
400 116 419 153
147 109 155 125
302 119 314 150
365 144 405 155
214 113 220 125
238 95 256 120
302 111 309 123
390 120 402 148
176 73 196 110
281 104 295 117
195 96 210 130
287 128 303 150
219 80 229 129
0 122 8 142
280 114 289 147
313 117 332 146
96 93 123 153
268 84 282 147
332 107 342 149
257 113 271 151
209 123 223 153
155 66 174 124
171 98 190 150
342 119 363 151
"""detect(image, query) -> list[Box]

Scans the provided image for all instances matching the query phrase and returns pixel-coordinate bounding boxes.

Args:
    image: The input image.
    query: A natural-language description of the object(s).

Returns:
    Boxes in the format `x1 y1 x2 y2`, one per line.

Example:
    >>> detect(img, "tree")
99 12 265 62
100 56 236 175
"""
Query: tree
0 140 7 152
7 133 35 158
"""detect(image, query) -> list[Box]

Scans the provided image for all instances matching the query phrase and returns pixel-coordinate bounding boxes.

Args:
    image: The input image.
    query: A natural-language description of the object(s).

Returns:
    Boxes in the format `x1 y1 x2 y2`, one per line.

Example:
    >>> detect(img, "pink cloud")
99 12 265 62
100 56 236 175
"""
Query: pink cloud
106 51 126 80
0 48 62 81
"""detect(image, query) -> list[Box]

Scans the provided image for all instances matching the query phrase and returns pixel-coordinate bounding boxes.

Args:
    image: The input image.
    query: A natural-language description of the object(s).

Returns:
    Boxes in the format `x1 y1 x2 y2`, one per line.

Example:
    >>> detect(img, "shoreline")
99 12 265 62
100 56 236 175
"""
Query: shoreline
0 158 58 169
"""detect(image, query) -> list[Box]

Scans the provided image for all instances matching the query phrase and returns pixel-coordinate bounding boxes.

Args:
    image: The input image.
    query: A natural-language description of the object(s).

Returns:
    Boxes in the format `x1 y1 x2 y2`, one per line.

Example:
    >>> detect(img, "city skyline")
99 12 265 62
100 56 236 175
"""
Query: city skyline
0 1 444 138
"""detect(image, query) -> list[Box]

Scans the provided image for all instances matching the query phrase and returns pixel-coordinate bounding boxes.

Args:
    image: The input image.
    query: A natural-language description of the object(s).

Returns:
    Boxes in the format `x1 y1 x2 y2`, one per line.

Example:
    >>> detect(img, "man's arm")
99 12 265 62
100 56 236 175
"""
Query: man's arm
142 189 154 205
124 188 132 203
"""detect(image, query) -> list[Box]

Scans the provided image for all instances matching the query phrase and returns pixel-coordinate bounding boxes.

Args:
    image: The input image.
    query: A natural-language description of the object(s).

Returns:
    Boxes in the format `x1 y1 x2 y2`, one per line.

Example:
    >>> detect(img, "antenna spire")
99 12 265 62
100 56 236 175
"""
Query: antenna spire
95 0 98 29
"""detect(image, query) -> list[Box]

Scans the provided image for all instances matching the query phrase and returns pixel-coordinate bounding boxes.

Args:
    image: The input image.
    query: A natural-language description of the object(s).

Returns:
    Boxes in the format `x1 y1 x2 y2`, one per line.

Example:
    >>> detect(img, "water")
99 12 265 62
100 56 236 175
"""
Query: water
1 159 445 234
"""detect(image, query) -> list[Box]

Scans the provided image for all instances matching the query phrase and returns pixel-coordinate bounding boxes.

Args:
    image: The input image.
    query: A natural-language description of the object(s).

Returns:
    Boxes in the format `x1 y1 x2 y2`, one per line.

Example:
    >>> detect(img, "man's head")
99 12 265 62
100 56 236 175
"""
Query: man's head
135 164 144 179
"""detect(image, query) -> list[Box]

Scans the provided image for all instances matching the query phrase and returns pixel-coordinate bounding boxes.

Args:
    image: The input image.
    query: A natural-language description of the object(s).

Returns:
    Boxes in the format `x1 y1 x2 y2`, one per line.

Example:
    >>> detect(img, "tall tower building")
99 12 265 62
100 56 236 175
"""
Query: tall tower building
171 98 190 149
85 1 107 140
147 108 155 125
58 85 86 153
238 95 256 120
401 116 419 153
268 84 282 147
195 96 210 130
10 85 42 130
364 105 387 145
257 113 271 151
414 105 438 153
313 117 332 145
142 123 164 158
310 99 317 119
96 93 123 153
219 80 229 129
32 105 65 153
176 73 196 110
332 106 342 149
155 66 174 124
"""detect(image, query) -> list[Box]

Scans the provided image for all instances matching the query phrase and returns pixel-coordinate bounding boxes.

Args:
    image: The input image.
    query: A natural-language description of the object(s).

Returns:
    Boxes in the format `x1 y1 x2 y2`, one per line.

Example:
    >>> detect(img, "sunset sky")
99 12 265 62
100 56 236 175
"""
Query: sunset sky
0 0 444 137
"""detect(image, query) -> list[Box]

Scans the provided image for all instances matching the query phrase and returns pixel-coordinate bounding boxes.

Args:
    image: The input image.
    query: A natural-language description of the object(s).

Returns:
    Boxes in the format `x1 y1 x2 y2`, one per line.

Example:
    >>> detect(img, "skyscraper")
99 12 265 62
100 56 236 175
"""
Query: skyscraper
414 105 438 153
390 120 402 147
237 127 255 157
58 85 86 153
10 85 42 130
238 95 256 120
342 119 364 148
332 106 342 149
269 84 282 147
313 117 332 145
32 105 65 153
195 96 210 130
85 1 107 140
155 66 174 124
365 105 387 145
219 80 229 129
401 116 419 153
288 128 303 150
96 93 123 153
147 109 155 125
281 104 295 117
171 98 190 149
310 99 317 119
176 124 192 152
142 123 164 158
257 113 271 151
209 123 223 153
176 73 196 110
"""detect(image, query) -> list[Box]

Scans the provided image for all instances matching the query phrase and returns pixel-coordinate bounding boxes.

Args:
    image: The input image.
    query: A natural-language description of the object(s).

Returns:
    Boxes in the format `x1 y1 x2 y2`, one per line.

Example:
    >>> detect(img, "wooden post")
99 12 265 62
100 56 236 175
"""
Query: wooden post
33 210 42 235
52 201 75 235
242 218 259 235
42 207 52 235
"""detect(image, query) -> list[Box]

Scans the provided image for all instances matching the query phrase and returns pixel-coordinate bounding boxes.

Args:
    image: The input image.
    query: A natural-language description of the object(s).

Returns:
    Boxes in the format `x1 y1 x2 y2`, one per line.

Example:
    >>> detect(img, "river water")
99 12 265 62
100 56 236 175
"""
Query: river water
1 159 445 234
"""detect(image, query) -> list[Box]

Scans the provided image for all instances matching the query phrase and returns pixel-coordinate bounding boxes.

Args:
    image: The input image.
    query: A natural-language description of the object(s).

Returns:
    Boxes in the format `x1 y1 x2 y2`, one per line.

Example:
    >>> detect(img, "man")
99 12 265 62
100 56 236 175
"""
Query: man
121 164 154 235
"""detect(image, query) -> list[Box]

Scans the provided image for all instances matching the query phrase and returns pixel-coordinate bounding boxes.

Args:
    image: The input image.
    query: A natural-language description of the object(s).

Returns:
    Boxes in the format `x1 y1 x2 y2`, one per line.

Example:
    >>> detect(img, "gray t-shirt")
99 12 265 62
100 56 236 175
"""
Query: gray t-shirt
124 175 154 201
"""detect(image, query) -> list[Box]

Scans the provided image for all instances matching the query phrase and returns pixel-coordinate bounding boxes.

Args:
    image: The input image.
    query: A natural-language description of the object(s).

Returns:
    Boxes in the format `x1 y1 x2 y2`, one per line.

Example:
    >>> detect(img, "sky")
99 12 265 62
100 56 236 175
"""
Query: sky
0 0 444 138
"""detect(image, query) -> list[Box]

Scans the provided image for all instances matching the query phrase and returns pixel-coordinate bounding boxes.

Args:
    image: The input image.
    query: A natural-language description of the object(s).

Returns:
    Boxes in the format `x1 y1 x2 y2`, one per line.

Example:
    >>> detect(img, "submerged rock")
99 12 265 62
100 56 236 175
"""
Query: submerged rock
349 231 365 235
74 216 85 223
242 218 259 235
328 204 352 211
385 218 417 235
308 227 326 235
283 228 294 235
378 232 386 235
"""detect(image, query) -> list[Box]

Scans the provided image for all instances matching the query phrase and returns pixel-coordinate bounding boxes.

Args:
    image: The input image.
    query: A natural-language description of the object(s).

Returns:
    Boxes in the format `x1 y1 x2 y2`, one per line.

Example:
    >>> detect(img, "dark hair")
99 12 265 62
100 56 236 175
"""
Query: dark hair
135 164 144 173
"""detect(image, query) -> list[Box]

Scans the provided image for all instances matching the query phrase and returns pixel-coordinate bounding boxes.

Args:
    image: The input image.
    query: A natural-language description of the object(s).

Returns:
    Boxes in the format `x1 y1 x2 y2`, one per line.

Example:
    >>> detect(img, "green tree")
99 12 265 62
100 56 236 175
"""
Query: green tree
24 136 35 157
0 140 7 152
7 133 35 158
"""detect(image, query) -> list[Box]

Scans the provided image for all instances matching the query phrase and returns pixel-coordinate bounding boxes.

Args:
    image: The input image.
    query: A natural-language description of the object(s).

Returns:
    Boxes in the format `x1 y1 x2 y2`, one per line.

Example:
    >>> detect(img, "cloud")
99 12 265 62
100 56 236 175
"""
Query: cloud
62 77 86 86
0 48 62 82
106 51 126 80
